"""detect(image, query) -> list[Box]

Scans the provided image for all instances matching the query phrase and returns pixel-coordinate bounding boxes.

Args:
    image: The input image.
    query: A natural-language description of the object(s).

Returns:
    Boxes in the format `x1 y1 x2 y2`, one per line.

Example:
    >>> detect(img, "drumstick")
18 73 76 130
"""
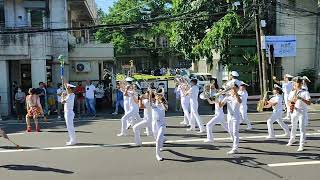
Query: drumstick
0 129 21 149
7 139 21 149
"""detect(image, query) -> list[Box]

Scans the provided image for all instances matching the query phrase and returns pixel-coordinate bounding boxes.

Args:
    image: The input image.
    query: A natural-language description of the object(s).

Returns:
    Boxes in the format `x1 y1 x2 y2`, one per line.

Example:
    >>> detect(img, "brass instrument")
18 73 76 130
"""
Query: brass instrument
257 91 268 112
175 75 190 96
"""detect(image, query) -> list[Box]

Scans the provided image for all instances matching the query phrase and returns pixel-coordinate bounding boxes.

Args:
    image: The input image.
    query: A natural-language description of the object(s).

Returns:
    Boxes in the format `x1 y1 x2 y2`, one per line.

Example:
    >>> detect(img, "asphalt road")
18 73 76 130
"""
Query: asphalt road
0 112 320 180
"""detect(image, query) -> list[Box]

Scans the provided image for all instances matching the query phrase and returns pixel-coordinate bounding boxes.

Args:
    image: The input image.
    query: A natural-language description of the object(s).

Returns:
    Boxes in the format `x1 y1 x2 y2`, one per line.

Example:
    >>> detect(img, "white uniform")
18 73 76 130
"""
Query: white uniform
188 85 205 132
178 85 191 125
238 90 253 129
205 96 228 142
152 102 166 161
133 99 153 145
64 93 76 144
288 89 311 148
119 92 142 135
282 81 293 119
266 94 289 138
222 95 241 151
302 84 309 126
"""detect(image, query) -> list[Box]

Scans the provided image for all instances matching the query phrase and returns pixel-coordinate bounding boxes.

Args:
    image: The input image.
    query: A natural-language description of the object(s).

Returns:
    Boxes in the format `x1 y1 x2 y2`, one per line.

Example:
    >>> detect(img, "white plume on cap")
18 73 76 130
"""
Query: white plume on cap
66 83 76 88
274 84 282 90
231 71 239 77
302 76 311 82
125 77 134 82
240 81 249 86
285 74 293 78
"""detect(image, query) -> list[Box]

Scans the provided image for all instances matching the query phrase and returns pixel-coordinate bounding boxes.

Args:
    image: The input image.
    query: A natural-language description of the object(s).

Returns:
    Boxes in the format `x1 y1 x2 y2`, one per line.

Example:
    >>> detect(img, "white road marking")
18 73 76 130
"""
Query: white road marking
1 132 319 153
268 161 320 167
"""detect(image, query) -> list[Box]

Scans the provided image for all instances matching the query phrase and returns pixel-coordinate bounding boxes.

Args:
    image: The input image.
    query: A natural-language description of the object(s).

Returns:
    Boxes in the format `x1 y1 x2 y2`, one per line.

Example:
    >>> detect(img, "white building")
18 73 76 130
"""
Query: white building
276 0 320 76
0 0 114 116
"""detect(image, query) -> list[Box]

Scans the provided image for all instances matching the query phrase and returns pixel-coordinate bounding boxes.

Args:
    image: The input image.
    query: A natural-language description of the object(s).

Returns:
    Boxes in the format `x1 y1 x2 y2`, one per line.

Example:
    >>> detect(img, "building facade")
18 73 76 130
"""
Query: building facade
0 0 114 116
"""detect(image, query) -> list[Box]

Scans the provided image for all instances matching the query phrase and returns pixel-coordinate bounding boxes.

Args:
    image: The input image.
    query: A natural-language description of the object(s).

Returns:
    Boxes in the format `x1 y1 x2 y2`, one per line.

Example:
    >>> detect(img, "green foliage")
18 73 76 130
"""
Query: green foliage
95 0 173 56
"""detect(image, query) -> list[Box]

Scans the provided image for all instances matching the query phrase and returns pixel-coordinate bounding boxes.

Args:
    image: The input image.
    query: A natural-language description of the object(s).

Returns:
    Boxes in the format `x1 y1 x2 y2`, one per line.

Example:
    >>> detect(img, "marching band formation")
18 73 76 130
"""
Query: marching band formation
116 71 312 161
0 71 313 162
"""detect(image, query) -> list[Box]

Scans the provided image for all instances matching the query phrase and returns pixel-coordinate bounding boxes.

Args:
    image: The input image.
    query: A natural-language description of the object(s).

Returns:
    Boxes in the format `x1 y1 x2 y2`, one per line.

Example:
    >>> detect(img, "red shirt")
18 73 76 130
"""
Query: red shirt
75 86 85 100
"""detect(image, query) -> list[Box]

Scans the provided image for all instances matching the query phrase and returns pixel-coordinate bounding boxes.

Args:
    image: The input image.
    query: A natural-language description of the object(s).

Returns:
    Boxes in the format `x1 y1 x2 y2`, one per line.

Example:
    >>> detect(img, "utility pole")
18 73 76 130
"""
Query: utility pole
253 0 264 94
260 0 268 93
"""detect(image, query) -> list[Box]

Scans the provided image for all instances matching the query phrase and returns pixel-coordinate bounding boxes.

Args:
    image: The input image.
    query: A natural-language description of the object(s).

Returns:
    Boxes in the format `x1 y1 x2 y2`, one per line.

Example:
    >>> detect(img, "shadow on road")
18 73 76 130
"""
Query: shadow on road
0 164 74 174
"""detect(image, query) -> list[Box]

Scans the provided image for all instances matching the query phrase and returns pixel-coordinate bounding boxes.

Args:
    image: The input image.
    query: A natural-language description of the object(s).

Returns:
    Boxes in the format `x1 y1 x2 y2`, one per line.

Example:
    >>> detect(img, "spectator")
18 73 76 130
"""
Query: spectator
174 83 181 112
56 83 65 119
36 82 48 120
85 80 96 117
46 82 57 115
14 87 26 121
26 88 43 132
112 83 124 115
75 82 86 117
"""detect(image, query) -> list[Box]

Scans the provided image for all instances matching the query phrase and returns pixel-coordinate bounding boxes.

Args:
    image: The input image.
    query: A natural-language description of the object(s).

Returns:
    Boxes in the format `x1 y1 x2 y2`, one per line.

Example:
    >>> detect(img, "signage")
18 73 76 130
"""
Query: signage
262 36 296 57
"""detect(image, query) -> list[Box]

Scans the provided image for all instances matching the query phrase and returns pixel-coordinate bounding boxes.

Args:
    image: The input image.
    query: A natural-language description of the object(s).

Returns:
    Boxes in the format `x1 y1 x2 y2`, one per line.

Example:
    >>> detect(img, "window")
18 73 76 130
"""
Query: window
30 9 43 27
0 0 4 28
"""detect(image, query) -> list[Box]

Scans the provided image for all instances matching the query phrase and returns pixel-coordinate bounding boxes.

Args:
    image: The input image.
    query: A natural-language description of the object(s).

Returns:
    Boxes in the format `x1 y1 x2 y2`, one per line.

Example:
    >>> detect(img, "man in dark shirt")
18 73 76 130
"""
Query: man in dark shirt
35 82 48 121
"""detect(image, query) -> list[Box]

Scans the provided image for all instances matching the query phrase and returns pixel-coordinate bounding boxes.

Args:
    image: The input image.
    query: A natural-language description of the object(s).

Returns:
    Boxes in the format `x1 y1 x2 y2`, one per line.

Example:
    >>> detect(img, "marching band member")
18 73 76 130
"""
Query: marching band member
238 82 253 130
204 89 228 143
287 77 311 152
227 71 242 88
273 74 294 120
187 79 205 133
133 90 153 146
221 84 242 154
61 81 77 146
152 92 168 161
264 84 290 139
117 84 142 137
177 79 191 126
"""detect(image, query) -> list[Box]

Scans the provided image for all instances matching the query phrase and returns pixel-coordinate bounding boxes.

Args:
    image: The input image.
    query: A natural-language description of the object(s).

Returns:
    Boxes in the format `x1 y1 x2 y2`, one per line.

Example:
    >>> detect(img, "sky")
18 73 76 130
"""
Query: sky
95 0 117 12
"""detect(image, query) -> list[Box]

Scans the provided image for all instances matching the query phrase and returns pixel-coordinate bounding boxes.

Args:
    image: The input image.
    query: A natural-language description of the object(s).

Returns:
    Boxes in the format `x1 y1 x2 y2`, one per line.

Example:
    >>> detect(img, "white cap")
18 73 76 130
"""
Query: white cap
125 77 134 82
231 71 239 77
240 81 249 86
285 74 293 78
303 76 311 82
274 84 282 90
66 83 76 88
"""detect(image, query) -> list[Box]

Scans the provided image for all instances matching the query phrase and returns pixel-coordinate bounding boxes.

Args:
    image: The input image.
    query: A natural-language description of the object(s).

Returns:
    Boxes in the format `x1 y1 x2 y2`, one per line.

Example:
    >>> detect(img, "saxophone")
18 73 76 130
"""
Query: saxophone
257 91 268 112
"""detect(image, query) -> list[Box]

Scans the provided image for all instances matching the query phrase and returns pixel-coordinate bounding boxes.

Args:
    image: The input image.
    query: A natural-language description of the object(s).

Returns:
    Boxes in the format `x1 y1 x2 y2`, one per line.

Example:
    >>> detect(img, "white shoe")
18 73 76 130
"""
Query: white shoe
297 146 304 152
198 130 205 134
112 112 118 115
283 133 290 137
58 116 61 119
156 155 164 161
187 128 194 132
286 140 295 146
117 133 127 137
180 121 187 125
246 126 253 130
134 142 142 146
203 139 214 143
227 149 238 155
266 136 276 140
66 141 77 146
283 116 290 120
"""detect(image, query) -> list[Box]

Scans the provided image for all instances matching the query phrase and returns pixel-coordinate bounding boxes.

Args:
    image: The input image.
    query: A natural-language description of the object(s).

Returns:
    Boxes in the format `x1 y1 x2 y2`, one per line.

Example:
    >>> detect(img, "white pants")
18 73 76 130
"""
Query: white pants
133 117 153 145
181 98 190 125
206 113 228 141
240 104 252 128
153 120 166 159
64 111 76 143
284 94 290 118
304 110 309 126
120 110 142 134
289 111 306 146
267 110 289 137
189 101 205 131
227 117 240 150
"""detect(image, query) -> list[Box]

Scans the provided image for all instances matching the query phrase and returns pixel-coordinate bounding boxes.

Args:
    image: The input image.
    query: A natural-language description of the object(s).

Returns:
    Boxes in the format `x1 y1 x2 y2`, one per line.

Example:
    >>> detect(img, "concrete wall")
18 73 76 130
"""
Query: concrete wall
276 0 319 75
69 43 114 60
4 0 28 27
69 61 101 81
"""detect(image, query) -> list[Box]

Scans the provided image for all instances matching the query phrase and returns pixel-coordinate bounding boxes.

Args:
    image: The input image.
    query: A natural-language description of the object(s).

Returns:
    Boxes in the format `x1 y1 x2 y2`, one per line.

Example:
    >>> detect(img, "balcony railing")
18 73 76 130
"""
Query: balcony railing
85 0 97 20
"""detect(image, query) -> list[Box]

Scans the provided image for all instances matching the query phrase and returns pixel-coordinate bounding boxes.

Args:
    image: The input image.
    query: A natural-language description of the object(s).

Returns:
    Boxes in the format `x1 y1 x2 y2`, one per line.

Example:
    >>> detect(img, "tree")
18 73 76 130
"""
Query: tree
95 0 173 56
